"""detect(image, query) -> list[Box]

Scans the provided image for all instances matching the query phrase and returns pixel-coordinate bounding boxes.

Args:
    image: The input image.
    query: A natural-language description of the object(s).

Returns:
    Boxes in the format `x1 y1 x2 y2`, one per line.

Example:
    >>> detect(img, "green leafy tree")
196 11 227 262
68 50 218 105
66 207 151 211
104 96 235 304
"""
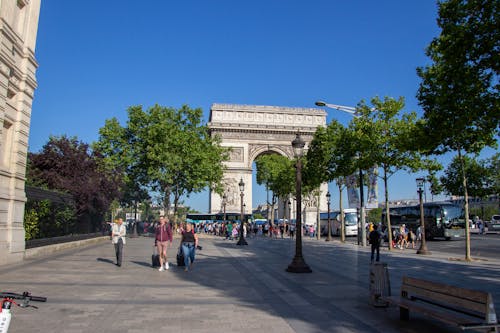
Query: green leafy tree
416 0 499 260
253 213 264 219
96 104 228 221
426 172 444 201
367 207 383 224
28 136 120 232
255 154 295 224
488 153 500 199
355 97 441 249
440 155 495 199
305 120 356 242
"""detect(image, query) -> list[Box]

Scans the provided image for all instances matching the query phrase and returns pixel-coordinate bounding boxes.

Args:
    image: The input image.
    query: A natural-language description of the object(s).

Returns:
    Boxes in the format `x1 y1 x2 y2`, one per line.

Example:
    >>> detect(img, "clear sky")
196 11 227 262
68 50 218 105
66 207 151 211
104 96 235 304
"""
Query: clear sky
29 1 497 213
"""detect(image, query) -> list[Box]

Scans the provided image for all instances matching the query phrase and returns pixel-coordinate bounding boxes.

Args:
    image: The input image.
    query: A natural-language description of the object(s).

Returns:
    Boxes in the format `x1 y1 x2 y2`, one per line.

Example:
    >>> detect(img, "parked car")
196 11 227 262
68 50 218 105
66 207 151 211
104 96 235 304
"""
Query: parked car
487 215 500 232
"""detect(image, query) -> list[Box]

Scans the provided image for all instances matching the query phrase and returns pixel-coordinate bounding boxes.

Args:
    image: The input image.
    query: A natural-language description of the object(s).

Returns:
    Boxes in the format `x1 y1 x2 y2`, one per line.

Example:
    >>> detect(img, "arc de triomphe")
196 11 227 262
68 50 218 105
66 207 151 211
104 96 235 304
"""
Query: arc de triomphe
207 104 328 224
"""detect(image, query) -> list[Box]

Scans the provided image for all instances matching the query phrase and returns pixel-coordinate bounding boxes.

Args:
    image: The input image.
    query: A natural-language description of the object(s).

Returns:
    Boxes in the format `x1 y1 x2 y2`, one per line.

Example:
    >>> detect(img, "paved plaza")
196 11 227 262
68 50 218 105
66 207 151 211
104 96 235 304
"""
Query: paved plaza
1 234 500 333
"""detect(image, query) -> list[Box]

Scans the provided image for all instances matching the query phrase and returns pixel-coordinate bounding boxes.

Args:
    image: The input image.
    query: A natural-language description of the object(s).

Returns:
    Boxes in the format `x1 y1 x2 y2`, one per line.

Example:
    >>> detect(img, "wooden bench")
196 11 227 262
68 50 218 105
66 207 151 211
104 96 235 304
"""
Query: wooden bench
383 276 500 332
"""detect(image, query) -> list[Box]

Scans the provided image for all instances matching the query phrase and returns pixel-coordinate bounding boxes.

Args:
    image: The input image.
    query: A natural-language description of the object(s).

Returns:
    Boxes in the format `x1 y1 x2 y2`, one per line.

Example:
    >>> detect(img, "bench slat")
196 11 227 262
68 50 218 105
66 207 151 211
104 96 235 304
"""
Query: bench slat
391 297 485 326
403 276 488 304
384 276 500 330
402 284 487 316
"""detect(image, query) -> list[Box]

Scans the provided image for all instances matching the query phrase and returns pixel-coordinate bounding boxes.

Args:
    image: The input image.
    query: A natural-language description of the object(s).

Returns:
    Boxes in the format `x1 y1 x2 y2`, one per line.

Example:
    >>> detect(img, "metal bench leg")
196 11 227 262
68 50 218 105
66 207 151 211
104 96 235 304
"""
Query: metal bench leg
400 307 409 321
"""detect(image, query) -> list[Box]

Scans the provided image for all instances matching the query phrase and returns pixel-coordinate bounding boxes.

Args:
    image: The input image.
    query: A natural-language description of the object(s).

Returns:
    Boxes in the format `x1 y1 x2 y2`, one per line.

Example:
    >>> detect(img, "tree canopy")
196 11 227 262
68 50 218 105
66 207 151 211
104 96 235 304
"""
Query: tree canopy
28 135 121 229
416 0 499 260
417 0 499 155
440 155 496 198
255 154 295 199
95 104 228 217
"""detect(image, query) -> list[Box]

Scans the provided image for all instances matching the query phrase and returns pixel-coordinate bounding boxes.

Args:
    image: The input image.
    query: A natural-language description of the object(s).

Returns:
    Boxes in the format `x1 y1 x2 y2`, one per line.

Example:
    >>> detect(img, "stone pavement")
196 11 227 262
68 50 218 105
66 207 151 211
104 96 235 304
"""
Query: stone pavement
1 234 500 333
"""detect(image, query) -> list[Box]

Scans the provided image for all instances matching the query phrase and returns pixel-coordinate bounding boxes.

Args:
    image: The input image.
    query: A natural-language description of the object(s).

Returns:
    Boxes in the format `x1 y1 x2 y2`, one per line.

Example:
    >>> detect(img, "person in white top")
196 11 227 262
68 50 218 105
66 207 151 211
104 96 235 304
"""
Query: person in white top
111 218 126 266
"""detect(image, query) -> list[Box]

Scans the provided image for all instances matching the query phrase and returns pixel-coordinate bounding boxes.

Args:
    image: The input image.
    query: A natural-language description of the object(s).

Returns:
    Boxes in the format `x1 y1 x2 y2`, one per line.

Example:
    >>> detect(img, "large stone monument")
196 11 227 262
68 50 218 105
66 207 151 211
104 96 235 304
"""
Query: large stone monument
207 103 328 225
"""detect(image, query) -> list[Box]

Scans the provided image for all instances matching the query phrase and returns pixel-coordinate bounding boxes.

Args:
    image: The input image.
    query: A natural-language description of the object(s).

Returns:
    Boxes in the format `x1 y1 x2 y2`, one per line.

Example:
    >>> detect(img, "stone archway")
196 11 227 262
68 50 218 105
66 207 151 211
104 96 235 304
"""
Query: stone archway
207 104 328 224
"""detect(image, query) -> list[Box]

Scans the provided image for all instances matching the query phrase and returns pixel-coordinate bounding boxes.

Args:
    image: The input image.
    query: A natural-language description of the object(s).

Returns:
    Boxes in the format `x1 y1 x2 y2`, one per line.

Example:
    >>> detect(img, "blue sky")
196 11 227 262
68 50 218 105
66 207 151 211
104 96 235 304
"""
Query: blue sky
29 1 497 213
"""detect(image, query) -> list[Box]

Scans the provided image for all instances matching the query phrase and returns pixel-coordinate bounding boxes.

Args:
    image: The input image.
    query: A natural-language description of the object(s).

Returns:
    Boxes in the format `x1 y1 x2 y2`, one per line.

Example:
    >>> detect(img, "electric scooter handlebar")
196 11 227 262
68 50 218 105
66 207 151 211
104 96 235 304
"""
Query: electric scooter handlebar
1 291 46 332
0 292 47 302
27 295 47 302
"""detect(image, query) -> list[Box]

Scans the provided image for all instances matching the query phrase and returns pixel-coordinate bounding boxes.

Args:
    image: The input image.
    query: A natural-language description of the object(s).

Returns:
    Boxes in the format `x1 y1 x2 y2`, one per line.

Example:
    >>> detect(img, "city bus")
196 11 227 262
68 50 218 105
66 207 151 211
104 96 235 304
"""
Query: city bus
382 201 465 240
320 208 358 237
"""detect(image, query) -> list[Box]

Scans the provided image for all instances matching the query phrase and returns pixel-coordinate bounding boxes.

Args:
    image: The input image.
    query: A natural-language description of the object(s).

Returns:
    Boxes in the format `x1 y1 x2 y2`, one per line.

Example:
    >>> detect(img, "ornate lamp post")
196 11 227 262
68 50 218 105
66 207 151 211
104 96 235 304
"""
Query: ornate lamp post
416 177 431 255
237 177 248 246
287 133 312 273
326 191 332 242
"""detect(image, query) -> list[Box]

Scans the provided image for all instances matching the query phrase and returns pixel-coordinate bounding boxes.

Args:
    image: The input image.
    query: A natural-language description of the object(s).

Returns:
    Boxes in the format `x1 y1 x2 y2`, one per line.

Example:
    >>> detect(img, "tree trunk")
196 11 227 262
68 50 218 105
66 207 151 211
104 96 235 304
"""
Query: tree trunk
384 166 393 251
173 187 180 230
163 184 171 216
458 149 471 261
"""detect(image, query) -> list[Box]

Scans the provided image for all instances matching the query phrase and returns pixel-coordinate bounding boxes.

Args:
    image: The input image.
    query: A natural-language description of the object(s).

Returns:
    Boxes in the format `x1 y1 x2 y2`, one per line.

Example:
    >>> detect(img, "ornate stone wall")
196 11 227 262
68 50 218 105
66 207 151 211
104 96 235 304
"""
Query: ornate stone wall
208 103 328 222
0 0 41 265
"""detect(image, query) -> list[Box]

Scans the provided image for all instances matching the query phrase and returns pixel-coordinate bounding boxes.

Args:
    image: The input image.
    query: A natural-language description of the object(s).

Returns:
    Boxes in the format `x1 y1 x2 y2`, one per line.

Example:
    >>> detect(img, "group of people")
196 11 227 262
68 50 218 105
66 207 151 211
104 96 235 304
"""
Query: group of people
200 221 301 240
389 224 420 249
109 215 198 272
368 223 424 264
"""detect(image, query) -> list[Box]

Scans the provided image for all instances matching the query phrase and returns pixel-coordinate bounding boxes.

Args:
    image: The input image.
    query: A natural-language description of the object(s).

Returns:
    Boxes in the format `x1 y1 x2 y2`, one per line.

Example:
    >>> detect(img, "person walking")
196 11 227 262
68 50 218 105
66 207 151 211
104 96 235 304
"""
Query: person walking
478 220 485 235
226 222 233 240
155 215 173 271
180 222 199 272
369 224 381 263
111 218 126 267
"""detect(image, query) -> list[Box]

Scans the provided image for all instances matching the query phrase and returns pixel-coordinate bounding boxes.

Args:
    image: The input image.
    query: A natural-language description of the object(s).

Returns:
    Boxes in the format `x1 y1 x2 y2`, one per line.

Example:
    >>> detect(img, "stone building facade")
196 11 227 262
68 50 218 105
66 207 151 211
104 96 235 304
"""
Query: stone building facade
0 0 41 265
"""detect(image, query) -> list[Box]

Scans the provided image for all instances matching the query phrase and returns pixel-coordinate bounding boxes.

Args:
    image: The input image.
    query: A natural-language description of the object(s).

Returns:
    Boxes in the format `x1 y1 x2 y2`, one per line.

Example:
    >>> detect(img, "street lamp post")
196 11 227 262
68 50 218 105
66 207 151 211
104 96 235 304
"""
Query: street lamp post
237 177 248 246
416 177 431 255
326 191 332 241
287 133 312 273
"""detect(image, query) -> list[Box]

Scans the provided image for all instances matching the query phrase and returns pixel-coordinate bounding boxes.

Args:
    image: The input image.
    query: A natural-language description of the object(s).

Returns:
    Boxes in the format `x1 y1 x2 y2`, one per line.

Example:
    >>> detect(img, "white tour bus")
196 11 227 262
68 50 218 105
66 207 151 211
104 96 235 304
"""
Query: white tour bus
320 208 358 237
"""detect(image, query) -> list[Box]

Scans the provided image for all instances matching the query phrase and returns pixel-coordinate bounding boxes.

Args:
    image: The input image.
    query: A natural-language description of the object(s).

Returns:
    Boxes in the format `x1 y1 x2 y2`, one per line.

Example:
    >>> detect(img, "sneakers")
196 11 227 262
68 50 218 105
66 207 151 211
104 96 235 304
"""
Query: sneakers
165 262 169 270
158 266 165 272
